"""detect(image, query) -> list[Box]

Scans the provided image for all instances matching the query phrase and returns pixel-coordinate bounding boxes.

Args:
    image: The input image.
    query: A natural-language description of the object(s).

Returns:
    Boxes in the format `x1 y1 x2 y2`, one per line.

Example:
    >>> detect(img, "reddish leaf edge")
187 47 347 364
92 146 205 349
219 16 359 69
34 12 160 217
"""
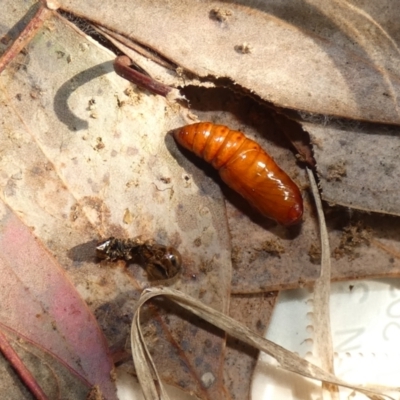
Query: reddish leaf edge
0 328 49 400
0 323 99 394
0 2 54 75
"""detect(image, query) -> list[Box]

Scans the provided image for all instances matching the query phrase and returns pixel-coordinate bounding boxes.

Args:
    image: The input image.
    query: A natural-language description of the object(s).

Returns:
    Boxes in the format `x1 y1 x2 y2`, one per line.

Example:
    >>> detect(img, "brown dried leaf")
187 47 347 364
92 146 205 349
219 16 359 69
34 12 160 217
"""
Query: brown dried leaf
59 0 400 124
1 3 231 399
230 201 400 292
304 120 400 217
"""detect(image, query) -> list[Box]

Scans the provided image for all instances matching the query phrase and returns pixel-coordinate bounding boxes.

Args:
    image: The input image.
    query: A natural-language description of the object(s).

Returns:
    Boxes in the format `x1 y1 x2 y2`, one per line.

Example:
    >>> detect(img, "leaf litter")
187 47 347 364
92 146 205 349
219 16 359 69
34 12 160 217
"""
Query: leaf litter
2 1 400 399
58 0 400 124
130 171 398 400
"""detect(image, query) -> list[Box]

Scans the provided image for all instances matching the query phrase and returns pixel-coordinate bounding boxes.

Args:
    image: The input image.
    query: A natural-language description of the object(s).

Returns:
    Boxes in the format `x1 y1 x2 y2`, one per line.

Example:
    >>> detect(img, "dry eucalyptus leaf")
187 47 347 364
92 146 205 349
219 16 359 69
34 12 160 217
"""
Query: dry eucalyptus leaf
59 0 400 124
0 205 116 399
230 201 400 293
1 3 232 399
0 329 95 399
304 120 400 217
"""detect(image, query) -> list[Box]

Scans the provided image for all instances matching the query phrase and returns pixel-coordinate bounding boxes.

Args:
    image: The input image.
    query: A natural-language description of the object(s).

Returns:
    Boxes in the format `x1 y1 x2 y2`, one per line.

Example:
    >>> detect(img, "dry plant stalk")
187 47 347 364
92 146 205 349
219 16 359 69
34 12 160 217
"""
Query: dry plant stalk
307 167 338 399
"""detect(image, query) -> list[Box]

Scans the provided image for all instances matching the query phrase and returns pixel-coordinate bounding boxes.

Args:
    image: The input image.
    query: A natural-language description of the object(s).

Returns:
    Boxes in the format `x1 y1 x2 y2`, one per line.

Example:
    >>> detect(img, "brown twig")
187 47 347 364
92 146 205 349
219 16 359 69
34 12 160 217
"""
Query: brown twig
0 3 54 75
0 330 49 400
113 55 172 97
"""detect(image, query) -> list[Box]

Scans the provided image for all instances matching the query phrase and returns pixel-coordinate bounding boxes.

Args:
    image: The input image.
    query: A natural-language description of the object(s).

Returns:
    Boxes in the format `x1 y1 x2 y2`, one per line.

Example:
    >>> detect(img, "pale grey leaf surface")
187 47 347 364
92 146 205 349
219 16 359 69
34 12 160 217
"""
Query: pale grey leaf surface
1 3 232 398
305 120 400 216
59 0 400 124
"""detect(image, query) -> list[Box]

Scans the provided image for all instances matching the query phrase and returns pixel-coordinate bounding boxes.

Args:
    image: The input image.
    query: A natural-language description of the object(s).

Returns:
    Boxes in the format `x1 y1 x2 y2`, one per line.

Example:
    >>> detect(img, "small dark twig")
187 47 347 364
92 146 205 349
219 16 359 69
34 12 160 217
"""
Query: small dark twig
113 55 172 97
